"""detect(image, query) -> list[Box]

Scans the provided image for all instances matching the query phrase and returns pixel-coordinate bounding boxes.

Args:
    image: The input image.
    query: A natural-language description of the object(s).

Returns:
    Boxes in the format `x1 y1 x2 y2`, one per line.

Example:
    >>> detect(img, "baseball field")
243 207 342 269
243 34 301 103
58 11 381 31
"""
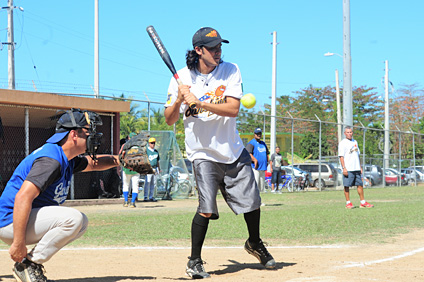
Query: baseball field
1 186 423 282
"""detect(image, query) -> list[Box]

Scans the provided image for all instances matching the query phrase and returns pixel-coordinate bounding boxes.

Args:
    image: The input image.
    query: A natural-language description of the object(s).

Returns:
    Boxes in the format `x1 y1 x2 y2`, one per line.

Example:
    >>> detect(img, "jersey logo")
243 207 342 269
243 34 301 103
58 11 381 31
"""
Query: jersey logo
185 85 227 118
53 181 70 204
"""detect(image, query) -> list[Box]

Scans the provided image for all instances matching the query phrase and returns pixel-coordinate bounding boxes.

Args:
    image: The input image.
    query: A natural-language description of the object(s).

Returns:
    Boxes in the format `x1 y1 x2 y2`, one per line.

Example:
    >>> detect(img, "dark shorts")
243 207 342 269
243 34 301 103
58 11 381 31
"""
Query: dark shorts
192 149 261 219
271 170 282 184
343 171 363 187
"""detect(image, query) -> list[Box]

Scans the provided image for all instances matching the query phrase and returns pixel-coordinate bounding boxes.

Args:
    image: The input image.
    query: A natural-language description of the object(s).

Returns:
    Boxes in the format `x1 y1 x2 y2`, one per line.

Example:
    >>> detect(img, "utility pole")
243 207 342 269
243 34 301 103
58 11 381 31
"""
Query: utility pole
343 0 352 127
335 69 342 143
94 0 99 98
270 31 277 154
6 0 15 89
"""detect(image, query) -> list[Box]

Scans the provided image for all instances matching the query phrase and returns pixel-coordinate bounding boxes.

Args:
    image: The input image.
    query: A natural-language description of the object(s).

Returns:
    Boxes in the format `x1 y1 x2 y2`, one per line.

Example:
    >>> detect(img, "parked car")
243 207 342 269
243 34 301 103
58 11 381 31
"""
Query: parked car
293 163 338 188
384 169 399 186
401 168 419 185
385 168 407 186
336 168 343 186
408 166 424 181
363 165 383 186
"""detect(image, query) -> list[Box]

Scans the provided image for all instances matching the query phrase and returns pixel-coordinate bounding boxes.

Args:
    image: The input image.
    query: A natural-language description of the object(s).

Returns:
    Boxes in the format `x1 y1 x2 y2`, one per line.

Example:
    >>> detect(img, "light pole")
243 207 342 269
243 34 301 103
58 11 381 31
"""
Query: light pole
270 31 277 154
94 0 99 98
324 52 342 143
343 0 353 127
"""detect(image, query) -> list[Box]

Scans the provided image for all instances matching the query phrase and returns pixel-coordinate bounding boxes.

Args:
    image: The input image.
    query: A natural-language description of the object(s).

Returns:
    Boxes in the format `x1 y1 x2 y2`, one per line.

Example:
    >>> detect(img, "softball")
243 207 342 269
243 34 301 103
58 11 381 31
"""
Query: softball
241 93 256 109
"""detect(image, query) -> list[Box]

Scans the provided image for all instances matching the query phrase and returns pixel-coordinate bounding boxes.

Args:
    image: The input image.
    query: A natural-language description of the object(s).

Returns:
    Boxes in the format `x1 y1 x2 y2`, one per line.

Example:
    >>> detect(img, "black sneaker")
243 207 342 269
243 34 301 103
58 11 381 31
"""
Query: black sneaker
186 257 210 279
244 239 276 269
13 259 48 282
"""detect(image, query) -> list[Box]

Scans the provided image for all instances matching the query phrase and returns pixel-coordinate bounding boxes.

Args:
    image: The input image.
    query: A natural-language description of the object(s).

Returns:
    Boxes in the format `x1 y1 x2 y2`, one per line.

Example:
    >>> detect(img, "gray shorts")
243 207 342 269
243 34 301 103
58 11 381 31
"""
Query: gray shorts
343 170 363 187
193 149 261 219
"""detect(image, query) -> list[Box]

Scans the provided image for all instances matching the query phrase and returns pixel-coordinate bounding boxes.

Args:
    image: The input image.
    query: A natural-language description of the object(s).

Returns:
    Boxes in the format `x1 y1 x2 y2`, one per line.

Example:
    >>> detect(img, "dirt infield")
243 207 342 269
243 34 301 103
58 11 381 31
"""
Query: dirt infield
1 200 423 282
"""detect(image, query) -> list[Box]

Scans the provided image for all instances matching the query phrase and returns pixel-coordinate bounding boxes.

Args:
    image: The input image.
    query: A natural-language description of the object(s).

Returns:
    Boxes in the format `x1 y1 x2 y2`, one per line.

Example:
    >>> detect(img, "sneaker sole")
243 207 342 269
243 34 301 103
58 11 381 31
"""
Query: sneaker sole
360 206 373 208
185 267 211 279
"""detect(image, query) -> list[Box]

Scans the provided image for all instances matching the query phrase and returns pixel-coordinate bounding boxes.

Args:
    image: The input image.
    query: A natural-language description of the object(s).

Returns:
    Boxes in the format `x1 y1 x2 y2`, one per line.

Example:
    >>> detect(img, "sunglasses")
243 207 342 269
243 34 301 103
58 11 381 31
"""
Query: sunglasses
150 142 156 144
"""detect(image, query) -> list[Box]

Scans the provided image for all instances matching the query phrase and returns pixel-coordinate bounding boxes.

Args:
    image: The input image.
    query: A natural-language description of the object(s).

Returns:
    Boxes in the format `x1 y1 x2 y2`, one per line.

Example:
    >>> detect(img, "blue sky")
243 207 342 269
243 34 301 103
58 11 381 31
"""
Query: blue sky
0 0 423 110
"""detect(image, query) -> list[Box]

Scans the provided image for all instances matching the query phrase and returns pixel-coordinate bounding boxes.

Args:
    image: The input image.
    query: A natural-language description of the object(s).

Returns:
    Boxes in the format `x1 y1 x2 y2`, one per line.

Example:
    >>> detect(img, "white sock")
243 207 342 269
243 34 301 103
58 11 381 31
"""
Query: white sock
346 201 351 205
360 200 366 204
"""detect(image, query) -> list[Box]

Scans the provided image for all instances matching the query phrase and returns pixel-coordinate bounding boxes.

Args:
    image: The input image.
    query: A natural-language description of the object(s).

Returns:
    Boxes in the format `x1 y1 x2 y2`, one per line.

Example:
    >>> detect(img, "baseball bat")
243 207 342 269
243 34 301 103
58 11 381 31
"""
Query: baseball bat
146 25 196 109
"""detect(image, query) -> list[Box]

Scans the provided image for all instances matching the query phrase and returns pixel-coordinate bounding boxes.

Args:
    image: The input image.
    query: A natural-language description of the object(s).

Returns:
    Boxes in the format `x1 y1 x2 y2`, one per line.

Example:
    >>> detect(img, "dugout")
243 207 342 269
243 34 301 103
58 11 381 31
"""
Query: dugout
0 88 130 199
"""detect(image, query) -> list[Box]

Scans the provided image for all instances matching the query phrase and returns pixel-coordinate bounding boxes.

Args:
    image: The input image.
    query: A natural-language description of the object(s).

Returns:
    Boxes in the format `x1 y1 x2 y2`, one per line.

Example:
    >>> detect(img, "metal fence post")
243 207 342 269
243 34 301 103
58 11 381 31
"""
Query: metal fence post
287 112 295 192
410 127 416 186
315 114 322 191
358 121 366 176
395 125 401 186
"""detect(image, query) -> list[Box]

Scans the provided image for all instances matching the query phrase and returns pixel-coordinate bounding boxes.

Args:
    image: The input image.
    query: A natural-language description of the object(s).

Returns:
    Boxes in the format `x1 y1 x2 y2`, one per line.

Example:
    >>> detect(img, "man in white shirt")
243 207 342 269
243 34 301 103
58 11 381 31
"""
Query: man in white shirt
338 126 374 209
164 27 275 279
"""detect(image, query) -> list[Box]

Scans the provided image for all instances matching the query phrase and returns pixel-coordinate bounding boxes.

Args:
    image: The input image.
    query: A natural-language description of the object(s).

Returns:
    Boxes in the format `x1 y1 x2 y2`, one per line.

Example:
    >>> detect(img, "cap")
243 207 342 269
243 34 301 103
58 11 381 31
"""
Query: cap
149 137 156 143
254 128 262 134
46 109 91 143
129 132 137 138
192 27 229 48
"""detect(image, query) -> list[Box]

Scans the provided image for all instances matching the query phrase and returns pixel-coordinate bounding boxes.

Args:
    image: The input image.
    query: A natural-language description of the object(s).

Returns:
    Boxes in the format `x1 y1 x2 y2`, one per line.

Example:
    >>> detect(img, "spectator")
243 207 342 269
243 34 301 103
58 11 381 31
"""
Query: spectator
144 137 160 202
270 146 283 193
246 128 270 193
338 126 374 209
121 132 140 208
0 109 120 282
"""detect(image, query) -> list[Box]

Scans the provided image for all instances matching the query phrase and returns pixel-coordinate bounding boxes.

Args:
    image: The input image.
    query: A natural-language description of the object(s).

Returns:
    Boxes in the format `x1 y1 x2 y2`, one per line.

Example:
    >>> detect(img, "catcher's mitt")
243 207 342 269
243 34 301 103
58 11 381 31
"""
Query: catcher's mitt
119 132 154 175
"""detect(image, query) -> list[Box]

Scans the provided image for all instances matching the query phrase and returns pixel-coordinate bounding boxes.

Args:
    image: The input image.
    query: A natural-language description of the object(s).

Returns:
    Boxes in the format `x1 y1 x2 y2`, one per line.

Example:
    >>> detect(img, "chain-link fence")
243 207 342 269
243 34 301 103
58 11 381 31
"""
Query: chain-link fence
1 94 423 199
245 111 424 191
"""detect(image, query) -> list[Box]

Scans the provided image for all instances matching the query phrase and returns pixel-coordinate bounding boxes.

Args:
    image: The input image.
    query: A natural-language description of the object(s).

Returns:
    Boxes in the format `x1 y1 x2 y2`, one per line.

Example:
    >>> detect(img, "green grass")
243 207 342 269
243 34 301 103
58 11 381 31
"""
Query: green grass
1 186 423 249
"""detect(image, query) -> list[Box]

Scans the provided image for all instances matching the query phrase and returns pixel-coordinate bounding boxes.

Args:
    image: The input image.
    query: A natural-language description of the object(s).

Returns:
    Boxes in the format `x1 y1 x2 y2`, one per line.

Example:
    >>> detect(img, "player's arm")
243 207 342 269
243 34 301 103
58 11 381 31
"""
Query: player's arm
269 158 274 173
184 93 240 117
165 85 186 125
10 181 41 262
83 155 120 172
339 156 348 176
245 143 258 169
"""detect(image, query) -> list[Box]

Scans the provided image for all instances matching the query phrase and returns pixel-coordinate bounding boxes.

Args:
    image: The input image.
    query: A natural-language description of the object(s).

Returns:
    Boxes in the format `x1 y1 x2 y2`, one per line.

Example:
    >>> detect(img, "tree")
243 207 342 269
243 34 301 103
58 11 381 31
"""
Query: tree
116 94 147 138
299 132 330 159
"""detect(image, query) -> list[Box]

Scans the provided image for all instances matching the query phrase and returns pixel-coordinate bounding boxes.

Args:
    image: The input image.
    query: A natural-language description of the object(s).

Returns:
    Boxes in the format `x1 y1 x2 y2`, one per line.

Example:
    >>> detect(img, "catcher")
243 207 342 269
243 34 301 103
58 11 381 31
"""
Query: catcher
0 109 151 282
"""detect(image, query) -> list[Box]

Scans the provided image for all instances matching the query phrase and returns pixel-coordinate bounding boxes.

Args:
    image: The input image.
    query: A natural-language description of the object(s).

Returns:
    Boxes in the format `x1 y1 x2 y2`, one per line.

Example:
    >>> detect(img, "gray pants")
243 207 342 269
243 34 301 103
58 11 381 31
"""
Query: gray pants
0 206 88 264
253 169 266 192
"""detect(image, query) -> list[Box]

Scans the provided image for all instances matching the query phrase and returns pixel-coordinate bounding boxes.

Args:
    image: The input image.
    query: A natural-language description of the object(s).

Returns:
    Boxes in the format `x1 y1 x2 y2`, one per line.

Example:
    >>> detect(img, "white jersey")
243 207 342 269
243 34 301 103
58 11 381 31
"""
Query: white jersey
165 61 244 164
338 138 361 171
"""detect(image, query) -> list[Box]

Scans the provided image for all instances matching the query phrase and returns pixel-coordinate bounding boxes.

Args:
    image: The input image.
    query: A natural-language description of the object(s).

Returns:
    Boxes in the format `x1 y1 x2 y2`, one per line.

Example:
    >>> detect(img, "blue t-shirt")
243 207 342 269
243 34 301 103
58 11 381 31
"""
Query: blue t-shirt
0 143 76 228
246 139 269 171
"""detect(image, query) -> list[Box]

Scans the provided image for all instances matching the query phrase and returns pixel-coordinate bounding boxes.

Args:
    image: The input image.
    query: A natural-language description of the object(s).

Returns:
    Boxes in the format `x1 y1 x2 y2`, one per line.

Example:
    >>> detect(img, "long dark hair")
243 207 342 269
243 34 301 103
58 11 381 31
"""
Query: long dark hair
186 49 199 70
